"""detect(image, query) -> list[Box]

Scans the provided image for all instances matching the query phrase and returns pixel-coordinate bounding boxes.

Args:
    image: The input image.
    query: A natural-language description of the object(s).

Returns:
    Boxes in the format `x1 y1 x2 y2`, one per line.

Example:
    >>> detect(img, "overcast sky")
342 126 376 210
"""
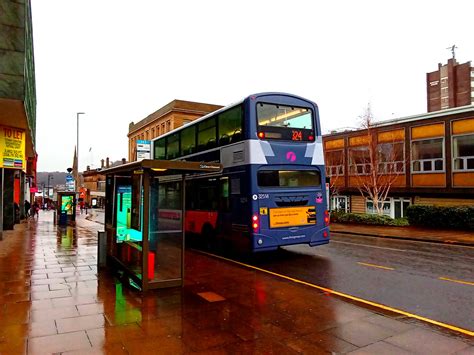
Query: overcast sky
31 0 474 172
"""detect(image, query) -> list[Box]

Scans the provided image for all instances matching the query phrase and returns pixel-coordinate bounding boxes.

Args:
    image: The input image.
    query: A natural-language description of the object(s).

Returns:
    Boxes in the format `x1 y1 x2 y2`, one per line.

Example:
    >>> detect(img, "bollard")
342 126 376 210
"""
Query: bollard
53 211 57 224
97 231 107 268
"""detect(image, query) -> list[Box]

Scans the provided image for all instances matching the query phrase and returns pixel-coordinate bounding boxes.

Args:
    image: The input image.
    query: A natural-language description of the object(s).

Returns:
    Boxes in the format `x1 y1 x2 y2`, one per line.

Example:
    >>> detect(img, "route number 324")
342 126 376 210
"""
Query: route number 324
292 130 303 141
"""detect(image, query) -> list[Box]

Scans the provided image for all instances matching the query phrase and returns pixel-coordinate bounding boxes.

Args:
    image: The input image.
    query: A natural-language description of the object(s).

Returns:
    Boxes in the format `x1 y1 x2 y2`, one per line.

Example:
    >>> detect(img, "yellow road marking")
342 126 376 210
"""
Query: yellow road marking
357 262 394 270
198 251 474 337
439 277 474 286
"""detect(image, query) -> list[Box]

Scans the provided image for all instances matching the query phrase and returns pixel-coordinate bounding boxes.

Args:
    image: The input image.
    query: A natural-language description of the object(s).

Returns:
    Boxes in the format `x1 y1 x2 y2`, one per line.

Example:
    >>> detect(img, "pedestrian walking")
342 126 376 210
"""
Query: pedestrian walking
24 200 31 218
32 201 40 219
14 202 20 223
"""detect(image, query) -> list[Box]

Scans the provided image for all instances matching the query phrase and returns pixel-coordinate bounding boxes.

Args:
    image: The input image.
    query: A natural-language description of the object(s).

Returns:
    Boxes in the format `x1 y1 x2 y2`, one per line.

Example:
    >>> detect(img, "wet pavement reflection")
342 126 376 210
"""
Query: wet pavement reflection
0 211 472 354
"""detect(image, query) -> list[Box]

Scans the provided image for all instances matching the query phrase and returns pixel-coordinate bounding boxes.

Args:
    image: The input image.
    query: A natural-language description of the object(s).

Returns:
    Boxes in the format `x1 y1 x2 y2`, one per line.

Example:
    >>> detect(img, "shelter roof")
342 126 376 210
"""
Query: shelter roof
101 159 222 175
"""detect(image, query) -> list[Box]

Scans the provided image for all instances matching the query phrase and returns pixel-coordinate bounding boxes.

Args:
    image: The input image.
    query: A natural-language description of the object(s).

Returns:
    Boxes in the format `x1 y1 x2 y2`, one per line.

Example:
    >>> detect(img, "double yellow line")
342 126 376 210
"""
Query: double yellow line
199 251 474 337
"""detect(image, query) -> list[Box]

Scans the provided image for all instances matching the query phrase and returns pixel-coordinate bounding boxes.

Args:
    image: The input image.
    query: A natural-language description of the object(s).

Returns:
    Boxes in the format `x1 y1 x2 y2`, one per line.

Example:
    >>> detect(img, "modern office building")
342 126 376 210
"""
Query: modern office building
128 100 222 162
324 106 474 218
427 58 474 112
0 0 37 233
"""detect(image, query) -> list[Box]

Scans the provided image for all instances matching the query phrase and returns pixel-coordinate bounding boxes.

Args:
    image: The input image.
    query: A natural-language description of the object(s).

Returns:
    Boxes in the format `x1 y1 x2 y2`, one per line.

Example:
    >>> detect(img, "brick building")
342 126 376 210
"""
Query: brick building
427 58 474 112
128 100 222 162
324 106 474 218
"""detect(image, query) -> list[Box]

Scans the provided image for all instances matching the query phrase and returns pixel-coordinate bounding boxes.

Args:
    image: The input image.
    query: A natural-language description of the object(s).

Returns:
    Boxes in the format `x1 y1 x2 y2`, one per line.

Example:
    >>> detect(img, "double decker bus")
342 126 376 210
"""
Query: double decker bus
152 92 330 252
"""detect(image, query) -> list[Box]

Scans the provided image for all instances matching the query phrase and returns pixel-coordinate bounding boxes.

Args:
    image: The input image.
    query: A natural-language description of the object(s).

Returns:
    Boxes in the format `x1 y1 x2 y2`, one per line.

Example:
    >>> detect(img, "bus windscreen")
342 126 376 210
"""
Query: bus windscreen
257 103 314 141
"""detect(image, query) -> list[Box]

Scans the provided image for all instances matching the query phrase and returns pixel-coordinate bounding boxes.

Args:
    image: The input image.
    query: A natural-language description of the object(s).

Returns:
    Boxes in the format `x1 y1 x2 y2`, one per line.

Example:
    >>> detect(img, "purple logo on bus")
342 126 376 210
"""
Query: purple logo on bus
286 151 296 162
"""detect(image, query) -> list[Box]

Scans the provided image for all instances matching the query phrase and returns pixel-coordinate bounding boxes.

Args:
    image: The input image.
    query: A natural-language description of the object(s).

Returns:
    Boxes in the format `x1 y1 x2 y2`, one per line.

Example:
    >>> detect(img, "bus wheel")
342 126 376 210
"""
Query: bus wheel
202 225 215 251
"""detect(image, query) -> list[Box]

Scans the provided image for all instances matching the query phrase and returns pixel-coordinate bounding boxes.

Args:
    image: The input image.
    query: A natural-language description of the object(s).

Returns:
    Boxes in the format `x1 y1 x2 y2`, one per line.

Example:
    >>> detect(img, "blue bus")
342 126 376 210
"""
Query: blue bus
152 92 330 252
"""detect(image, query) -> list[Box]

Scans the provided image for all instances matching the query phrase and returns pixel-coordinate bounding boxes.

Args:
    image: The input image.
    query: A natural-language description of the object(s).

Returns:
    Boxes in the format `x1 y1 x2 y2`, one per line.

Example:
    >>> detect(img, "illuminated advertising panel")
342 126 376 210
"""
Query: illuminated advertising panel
61 195 74 215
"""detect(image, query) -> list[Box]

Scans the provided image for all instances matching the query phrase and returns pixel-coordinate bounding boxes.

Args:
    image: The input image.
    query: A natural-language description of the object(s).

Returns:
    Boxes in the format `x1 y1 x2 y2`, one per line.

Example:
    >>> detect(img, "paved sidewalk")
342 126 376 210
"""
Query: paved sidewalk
331 223 474 246
1 211 472 354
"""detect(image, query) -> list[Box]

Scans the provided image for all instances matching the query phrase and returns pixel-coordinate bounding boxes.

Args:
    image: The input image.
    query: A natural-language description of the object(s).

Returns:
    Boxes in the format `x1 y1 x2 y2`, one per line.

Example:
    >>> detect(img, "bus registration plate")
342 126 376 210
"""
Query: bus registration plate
269 206 316 228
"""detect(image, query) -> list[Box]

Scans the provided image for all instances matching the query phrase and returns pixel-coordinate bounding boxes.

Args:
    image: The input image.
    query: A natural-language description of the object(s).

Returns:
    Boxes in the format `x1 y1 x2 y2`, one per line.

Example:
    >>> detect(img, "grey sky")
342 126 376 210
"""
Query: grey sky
31 0 474 172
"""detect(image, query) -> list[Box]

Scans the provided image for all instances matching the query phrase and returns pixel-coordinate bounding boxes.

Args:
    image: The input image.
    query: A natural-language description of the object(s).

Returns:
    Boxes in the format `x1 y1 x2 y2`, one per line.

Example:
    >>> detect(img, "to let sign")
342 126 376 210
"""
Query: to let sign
0 125 26 171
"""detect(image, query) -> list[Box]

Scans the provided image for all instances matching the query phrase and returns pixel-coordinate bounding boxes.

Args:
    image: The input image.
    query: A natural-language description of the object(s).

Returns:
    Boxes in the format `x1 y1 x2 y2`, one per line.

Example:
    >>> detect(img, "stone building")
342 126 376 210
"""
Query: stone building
128 100 222 162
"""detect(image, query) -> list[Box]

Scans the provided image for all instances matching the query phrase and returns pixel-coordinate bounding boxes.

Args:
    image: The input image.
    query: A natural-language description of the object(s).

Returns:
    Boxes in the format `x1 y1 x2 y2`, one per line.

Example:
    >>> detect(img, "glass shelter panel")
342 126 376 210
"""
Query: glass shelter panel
149 178 183 283
115 177 143 282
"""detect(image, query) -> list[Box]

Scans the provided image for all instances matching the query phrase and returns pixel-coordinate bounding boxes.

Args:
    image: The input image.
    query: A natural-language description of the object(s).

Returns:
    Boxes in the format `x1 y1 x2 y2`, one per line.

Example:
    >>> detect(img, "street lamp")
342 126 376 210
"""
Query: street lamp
76 112 85 174
76 112 85 191
47 174 53 198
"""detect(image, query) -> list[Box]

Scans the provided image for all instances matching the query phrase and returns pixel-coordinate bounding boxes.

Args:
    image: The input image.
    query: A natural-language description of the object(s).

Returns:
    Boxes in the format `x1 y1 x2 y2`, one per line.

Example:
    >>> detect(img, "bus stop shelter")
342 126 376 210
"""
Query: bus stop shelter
102 159 222 291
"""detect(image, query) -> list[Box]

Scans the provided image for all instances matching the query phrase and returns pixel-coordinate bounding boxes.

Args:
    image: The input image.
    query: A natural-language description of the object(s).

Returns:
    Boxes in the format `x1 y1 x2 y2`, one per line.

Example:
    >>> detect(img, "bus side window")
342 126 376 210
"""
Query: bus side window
197 117 217 153
185 181 195 210
218 105 243 146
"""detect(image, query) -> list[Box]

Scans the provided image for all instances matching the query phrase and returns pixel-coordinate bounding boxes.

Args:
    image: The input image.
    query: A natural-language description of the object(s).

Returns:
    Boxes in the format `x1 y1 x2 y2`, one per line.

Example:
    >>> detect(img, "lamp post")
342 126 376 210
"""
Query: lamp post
47 174 53 199
76 112 85 188
42 183 45 208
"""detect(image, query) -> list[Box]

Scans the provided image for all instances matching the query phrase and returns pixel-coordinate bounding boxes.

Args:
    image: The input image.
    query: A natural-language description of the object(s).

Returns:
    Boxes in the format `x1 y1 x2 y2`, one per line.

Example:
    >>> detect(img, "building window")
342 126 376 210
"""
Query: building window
377 142 405 173
366 199 391 217
366 197 410 219
411 138 444 172
161 123 165 134
151 128 155 137
349 147 370 175
453 134 474 171
330 196 349 212
166 120 171 132
393 198 411 219
325 150 344 176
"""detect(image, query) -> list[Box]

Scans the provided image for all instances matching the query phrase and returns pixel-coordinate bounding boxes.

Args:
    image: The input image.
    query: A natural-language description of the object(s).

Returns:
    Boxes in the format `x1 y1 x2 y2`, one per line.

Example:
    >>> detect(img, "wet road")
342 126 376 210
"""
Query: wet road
227 233 474 332
87 210 474 332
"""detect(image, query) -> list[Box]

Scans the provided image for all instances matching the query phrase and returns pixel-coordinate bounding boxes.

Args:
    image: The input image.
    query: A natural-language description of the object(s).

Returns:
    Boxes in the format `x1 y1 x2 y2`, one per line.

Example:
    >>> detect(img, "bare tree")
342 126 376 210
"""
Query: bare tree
349 104 405 216
325 147 345 209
